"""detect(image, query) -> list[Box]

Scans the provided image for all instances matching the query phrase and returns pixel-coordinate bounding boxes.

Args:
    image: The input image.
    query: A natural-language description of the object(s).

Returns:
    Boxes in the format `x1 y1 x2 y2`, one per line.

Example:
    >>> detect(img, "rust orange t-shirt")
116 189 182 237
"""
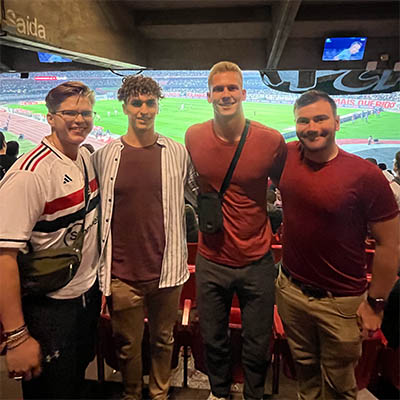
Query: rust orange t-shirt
185 120 287 267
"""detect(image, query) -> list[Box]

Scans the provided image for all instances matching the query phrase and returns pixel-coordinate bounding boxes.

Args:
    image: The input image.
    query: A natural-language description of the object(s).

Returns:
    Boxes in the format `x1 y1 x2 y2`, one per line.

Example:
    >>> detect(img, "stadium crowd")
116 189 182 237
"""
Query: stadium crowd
2 70 400 105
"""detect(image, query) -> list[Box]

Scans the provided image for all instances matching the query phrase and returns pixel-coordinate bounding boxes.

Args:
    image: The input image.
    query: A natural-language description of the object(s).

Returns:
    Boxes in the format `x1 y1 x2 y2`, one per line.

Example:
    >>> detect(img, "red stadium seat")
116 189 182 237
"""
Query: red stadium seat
355 330 386 390
187 242 198 265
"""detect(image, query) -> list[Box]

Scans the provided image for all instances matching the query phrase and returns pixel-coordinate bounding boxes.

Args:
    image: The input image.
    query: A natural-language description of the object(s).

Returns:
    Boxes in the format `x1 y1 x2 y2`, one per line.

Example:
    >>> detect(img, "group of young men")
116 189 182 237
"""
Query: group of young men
0 61 398 400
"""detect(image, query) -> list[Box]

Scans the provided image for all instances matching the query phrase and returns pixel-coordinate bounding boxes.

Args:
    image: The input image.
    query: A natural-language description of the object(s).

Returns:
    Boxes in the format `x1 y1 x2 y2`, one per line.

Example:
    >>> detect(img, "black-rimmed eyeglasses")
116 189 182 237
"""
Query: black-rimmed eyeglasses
53 110 96 120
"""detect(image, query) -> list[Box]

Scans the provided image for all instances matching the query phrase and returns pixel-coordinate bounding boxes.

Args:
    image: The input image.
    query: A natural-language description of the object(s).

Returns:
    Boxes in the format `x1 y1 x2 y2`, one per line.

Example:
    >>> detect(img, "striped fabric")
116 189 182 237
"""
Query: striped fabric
92 135 198 296
0 139 100 299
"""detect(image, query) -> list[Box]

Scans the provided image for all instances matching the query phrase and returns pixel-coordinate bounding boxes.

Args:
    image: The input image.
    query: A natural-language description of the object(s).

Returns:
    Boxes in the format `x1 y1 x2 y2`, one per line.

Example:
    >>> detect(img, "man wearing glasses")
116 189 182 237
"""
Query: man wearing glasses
0 81 101 398
93 75 197 400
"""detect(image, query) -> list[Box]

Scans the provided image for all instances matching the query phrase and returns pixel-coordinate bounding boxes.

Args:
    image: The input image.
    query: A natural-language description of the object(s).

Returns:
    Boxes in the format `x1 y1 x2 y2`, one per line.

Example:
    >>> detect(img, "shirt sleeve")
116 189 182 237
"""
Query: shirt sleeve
269 135 288 185
363 168 399 223
389 181 400 209
0 170 46 249
185 153 199 207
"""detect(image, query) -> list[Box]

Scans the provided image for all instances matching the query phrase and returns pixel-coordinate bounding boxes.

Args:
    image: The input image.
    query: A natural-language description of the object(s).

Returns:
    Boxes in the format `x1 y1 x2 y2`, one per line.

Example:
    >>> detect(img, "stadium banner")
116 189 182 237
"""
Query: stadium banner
261 70 400 95
1 0 146 69
19 101 44 105
334 98 400 111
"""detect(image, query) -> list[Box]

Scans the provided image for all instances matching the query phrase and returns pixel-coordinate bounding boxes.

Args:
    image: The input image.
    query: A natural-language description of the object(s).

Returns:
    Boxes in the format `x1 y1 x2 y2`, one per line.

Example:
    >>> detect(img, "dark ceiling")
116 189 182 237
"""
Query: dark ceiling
0 0 398 72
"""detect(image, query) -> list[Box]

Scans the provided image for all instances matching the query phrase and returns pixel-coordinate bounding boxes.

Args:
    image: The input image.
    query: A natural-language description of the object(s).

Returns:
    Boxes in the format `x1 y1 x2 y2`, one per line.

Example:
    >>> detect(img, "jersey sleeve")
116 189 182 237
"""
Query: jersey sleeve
0 170 47 249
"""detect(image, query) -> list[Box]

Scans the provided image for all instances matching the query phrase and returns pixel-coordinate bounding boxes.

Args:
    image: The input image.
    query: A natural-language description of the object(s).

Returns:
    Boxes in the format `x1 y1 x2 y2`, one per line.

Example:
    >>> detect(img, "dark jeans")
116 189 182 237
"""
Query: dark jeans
21 282 101 399
196 252 276 400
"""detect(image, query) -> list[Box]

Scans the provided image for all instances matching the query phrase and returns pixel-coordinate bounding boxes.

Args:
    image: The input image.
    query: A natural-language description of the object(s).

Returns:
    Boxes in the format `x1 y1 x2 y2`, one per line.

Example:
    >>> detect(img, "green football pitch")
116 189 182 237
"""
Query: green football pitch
8 98 400 144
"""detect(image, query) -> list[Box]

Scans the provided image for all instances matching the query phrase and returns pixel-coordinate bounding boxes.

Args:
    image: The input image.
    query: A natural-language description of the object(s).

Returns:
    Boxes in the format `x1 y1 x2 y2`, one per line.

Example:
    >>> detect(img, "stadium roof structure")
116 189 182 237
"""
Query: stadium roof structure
0 0 399 93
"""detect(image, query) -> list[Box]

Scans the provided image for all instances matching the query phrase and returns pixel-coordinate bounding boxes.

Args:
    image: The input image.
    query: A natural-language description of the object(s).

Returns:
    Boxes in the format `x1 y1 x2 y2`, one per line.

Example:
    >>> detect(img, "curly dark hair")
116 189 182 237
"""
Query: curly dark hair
117 75 164 103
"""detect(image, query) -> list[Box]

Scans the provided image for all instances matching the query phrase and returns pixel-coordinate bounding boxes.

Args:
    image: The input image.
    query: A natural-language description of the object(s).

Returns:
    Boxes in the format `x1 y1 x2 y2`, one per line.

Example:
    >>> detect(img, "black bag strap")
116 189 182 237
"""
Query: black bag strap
220 119 250 196
25 157 90 253
75 158 90 244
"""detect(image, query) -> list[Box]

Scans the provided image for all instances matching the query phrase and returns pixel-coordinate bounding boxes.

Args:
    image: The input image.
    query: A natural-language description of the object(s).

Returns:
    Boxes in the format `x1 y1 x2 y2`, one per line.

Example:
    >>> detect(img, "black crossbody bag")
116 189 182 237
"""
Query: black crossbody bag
17 160 91 295
197 119 250 234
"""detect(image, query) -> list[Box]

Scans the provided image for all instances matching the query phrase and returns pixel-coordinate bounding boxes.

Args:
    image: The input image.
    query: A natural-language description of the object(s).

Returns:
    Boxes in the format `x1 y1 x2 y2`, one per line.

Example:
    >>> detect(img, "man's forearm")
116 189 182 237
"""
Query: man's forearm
368 243 399 299
0 250 25 331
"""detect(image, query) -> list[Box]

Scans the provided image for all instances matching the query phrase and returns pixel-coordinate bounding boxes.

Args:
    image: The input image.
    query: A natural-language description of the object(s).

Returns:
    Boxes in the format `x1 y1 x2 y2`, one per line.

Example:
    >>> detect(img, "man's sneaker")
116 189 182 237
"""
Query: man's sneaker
207 393 228 400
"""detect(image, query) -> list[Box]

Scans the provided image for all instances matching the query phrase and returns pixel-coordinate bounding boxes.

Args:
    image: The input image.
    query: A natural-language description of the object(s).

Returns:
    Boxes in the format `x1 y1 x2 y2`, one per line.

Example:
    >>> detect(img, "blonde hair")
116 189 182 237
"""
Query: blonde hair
208 61 243 89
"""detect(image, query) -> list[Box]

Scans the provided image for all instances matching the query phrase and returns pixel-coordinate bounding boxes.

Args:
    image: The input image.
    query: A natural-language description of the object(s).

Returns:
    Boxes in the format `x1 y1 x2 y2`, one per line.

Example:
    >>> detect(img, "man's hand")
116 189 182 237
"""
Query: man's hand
7 336 42 381
356 299 383 338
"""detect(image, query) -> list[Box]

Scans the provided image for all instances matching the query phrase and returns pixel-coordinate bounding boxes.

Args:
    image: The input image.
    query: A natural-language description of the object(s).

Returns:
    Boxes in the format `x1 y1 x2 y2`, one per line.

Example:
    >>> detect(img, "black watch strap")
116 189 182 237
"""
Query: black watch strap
367 295 387 313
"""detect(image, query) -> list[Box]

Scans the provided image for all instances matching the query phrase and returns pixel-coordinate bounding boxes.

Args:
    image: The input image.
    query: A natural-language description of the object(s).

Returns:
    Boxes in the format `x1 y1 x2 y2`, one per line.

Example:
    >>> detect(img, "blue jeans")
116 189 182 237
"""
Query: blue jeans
196 252 276 400
21 282 101 399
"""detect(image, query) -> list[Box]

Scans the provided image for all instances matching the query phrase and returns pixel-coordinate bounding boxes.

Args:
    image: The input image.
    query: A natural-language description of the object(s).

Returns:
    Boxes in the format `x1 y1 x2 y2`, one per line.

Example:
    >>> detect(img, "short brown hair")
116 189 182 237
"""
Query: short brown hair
294 90 337 116
117 75 164 103
45 81 95 113
208 61 243 89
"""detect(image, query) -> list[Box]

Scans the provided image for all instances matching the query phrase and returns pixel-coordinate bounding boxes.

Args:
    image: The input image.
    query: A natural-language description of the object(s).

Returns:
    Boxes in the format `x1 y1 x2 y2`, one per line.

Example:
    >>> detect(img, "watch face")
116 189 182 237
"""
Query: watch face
367 296 386 312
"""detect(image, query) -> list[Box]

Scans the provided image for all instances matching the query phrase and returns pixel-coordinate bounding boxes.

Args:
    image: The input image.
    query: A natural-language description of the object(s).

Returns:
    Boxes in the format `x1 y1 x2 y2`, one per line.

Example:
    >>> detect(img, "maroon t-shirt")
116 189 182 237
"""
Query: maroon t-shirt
111 139 165 283
280 141 399 295
186 119 287 266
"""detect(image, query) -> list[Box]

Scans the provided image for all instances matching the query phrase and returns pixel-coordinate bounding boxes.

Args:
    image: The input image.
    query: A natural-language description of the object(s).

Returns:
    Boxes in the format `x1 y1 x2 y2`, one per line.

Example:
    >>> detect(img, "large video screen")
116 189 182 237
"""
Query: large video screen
37 52 72 63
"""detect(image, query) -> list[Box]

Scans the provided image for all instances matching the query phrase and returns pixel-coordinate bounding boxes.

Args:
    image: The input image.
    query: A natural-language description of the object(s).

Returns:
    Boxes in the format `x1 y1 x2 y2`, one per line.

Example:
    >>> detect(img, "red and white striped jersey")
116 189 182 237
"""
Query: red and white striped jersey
0 138 100 299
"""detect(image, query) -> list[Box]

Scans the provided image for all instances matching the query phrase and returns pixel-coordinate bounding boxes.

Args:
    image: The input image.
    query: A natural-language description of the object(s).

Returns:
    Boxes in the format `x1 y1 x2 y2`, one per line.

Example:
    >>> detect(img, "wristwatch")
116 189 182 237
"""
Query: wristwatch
367 295 387 313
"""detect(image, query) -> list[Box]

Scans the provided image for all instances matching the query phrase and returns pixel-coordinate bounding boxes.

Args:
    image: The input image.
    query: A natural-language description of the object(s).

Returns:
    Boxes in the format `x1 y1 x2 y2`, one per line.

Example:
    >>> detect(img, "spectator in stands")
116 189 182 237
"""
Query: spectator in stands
6 140 19 157
0 140 19 172
185 61 287 400
0 131 6 154
389 151 400 208
92 75 197 400
0 132 6 179
266 190 283 234
378 162 387 170
276 90 399 400
378 162 394 182
0 81 101 398
365 157 378 165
